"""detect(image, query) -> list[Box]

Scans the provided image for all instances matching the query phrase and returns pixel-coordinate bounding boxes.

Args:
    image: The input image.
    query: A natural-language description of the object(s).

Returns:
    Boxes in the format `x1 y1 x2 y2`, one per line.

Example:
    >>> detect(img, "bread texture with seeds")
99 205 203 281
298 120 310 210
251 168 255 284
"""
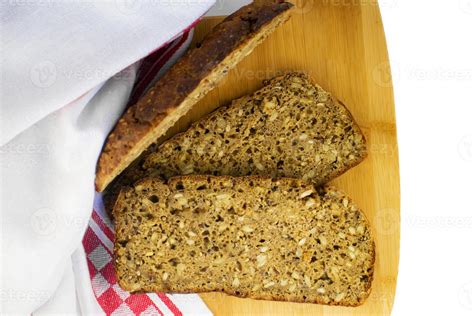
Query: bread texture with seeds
139 72 367 185
114 175 375 306
95 0 294 192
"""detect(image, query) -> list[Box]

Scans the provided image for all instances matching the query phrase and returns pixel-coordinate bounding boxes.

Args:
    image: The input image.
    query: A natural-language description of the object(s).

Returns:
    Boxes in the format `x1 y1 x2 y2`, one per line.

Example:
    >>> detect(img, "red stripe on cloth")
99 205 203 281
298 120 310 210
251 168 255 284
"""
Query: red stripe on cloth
146 297 165 316
182 16 202 34
91 205 114 230
99 262 117 284
145 15 200 56
157 293 183 316
98 287 122 315
132 39 175 94
133 44 170 91
82 227 100 254
126 17 201 107
125 294 164 316
92 210 115 242
136 31 190 94
128 30 191 106
128 39 182 105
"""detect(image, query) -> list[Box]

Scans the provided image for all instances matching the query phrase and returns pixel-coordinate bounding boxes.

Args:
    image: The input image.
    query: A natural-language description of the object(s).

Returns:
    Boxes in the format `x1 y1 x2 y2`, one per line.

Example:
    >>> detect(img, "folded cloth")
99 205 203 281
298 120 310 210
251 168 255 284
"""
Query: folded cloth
0 1 215 314
0 0 213 145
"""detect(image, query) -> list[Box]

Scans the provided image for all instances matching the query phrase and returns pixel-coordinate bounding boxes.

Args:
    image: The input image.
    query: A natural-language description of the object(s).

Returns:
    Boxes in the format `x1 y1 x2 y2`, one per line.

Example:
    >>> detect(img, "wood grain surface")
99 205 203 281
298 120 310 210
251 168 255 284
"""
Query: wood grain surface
159 1 400 315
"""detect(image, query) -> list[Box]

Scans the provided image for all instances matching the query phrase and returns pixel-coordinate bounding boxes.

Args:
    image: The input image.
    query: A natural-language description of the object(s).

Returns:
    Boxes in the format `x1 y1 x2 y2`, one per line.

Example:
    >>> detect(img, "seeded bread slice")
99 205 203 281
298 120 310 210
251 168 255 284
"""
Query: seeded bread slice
139 72 367 186
95 0 294 192
114 175 375 306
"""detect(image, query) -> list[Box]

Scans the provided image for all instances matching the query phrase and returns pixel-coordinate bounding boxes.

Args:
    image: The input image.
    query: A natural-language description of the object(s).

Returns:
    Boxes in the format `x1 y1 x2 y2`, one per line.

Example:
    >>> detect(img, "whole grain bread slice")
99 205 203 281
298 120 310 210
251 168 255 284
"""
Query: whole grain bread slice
138 72 367 186
95 0 294 192
114 175 375 306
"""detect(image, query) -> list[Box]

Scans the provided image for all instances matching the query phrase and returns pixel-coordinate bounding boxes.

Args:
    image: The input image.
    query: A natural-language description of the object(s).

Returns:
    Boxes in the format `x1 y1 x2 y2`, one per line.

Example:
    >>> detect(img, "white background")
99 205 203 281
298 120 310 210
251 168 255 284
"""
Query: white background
381 1 473 315
216 0 474 314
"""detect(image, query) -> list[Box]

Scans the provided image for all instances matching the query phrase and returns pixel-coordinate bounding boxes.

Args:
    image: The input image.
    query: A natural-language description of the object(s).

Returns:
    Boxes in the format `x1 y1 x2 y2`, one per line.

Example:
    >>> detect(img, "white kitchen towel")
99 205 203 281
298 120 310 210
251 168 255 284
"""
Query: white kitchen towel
0 0 214 145
0 1 215 315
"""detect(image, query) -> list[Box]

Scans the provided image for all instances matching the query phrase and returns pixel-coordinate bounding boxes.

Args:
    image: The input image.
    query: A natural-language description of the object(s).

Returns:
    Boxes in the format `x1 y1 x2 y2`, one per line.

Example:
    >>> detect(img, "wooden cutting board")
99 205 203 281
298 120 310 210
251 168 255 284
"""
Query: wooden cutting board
164 1 400 315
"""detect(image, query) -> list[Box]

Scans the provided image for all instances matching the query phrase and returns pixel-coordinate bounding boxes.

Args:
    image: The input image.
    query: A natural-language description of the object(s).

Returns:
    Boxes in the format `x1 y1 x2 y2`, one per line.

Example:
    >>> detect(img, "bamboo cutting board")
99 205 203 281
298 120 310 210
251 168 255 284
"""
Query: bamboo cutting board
163 1 400 315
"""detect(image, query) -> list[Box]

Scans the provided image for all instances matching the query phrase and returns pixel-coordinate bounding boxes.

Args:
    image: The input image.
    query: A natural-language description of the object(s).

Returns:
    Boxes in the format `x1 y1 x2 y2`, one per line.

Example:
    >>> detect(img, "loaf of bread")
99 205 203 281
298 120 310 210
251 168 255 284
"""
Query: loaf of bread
138 72 366 186
114 175 375 306
95 0 294 192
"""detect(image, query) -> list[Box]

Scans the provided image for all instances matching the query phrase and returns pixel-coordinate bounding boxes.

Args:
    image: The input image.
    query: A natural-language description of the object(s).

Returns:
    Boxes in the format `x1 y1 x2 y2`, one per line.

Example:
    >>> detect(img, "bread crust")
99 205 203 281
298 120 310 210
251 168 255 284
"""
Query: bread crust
95 1 294 192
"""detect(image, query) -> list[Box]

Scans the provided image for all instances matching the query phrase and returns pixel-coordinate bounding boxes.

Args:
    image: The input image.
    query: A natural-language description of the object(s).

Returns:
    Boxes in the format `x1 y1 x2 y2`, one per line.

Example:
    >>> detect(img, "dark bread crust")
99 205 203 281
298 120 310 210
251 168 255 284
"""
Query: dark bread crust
96 1 294 192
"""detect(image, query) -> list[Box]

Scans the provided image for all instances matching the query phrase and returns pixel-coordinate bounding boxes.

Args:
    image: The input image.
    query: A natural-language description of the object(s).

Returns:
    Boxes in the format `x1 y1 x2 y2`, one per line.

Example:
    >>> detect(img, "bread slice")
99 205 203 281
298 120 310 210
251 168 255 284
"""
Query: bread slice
139 72 367 186
95 1 294 192
114 175 375 306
